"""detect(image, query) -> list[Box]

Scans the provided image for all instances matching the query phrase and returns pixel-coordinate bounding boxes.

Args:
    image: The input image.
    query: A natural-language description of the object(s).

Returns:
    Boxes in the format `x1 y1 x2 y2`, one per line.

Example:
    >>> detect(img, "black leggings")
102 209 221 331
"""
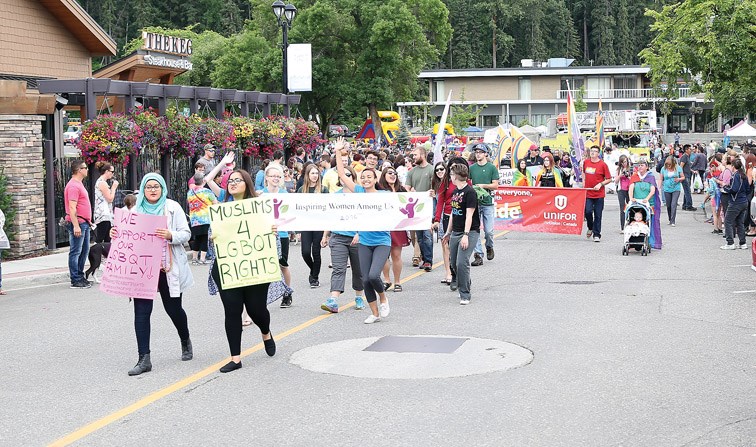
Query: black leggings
300 231 324 281
133 272 190 355
357 244 391 303
212 262 271 356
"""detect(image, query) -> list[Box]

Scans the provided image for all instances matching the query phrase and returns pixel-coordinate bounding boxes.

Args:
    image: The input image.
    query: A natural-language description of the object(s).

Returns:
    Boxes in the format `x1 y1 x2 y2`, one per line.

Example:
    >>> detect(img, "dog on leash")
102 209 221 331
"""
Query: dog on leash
85 242 111 283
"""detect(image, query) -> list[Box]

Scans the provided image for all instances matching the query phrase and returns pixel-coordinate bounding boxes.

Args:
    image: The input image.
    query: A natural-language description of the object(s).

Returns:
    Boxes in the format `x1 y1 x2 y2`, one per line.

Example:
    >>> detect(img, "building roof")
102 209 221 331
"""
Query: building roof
420 65 649 79
39 0 117 56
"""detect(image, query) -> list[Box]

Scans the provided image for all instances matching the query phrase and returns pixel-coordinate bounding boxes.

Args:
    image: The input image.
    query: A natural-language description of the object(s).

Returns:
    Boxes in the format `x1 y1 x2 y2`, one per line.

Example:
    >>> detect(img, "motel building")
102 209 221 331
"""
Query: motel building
397 59 729 136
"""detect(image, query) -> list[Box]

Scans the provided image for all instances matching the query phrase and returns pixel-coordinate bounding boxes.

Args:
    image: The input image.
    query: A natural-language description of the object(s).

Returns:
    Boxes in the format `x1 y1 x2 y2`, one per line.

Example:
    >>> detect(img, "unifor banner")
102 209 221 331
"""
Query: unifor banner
101 208 167 299
267 192 433 231
208 198 280 290
493 186 587 235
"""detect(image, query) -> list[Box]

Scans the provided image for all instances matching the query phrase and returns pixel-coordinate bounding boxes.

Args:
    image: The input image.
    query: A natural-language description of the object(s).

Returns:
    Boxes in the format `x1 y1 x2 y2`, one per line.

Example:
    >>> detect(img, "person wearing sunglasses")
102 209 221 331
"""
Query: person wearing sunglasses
93 161 119 243
334 137 391 324
377 167 409 292
65 161 93 289
196 144 217 173
469 144 499 266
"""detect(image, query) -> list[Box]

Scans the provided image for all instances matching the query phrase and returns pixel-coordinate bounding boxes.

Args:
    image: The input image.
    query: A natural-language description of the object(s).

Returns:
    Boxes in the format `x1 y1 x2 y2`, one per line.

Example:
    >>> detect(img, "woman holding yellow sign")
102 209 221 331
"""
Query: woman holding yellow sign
204 153 278 374
334 137 391 324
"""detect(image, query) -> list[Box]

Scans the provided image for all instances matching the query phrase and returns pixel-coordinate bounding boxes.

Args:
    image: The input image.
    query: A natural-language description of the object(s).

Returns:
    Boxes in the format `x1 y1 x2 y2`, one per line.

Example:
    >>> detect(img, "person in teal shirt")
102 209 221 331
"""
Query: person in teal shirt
660 156 684 225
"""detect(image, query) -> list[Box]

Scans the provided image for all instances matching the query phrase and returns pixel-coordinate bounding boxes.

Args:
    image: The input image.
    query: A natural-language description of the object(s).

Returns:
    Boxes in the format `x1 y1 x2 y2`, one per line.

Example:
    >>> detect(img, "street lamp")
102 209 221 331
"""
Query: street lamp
272 0 297 95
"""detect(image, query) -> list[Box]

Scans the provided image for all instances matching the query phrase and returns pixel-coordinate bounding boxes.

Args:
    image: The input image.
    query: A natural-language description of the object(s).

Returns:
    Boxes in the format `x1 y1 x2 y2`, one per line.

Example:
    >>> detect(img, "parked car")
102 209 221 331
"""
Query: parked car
63 126 81 145
328 124 349 137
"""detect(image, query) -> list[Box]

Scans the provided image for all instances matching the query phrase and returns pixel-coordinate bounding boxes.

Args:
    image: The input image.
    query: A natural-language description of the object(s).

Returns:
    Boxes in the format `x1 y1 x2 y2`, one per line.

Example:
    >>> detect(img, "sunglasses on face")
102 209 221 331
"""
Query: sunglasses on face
386 171 396 175
344 173 352 178
435 168 446 172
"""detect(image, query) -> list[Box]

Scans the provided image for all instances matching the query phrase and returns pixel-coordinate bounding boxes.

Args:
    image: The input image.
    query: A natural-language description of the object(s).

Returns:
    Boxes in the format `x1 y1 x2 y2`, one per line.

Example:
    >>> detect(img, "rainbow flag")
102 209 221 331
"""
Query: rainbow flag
596 98 605 152
509 125 535 169
492 125 511 168
566 83 585 182
512 170 531 186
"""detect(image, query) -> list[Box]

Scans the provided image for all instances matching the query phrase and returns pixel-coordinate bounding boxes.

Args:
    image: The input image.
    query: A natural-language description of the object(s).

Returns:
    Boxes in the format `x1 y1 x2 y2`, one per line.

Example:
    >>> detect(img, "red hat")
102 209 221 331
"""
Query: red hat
529 144 539 151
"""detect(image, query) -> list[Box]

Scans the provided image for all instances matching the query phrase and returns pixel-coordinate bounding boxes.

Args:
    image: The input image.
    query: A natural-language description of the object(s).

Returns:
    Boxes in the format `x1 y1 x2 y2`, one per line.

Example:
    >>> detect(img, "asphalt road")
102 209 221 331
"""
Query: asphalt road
2 197 755 447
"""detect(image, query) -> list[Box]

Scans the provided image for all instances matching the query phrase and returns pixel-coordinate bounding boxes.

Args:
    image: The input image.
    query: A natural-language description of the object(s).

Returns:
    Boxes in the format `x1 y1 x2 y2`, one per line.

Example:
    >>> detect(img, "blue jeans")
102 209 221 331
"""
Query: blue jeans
415 230 433 264
474 204 495 255
682 177 693 209
584 198 605 238
67 221 90 284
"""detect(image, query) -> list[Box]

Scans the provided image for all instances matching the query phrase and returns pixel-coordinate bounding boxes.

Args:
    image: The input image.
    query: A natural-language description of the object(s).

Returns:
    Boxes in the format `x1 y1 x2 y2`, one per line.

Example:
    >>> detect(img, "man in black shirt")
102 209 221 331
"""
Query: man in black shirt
525 144 544 167
441 163 480 305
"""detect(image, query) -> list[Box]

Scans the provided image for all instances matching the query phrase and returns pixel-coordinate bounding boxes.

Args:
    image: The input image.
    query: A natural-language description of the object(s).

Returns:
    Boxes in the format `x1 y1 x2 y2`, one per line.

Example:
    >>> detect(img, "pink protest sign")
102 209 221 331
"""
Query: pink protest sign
100 208 167 299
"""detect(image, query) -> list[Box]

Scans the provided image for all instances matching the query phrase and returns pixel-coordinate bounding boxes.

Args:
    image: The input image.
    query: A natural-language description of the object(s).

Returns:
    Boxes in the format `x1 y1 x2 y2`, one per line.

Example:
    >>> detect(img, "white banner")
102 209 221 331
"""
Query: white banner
287 44 312 92
267 192 432 231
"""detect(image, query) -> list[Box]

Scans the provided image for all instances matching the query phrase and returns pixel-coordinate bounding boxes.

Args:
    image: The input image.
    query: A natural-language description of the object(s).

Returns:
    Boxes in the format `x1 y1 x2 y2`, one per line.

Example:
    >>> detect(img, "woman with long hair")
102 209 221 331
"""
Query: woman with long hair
432 157 468 284
334 137 391 324
558 153 573 187
261 164 294 308
377 166 409 292
721 158 751 250
320 165 365 313
113 173 194 376
186 173 217 264
615 155 632 230
93 161 119 243
297 163 328 288
661 156 684 226
534 152 563 187
628 159 662 249
204 154 286 373
513 158 531 186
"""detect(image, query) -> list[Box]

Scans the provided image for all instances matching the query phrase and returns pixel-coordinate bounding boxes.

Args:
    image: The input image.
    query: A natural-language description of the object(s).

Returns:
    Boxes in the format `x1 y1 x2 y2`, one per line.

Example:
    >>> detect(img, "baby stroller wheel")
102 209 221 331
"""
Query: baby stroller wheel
641 248 647 256
622 247 628 256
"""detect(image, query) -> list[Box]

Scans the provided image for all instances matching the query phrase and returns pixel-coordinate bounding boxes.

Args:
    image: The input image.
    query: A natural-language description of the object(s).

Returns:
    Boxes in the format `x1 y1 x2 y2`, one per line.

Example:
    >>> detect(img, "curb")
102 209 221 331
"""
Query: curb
4 270 71 291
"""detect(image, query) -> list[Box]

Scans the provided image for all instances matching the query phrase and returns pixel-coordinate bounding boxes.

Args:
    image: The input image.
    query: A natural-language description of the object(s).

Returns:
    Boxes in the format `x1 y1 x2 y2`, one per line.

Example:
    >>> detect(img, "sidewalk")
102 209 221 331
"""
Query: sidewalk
2 249 72 291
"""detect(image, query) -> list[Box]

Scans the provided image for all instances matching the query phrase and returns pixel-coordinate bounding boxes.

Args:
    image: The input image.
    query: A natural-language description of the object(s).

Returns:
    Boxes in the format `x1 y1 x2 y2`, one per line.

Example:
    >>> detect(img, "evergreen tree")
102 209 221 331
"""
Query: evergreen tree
589 0 615 65
613 0 633 64
396 121 412 151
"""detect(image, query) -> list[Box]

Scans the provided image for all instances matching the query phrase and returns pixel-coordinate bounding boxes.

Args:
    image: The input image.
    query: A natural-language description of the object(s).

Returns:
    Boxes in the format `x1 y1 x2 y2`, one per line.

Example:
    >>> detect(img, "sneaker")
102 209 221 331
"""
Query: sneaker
593 236 600 242
354 296 365 310
671 223 676 227
310 280 320 289
450 282 458 291
379 300 390 318
486 246 494 260
280 293 293 308
320 298 338 313
460 298 470 305
70 281 91 289
471 254 483 266
421 262 431 272
720 244 737 250
740 244 749 250
586 230 593 238
363 314 381 324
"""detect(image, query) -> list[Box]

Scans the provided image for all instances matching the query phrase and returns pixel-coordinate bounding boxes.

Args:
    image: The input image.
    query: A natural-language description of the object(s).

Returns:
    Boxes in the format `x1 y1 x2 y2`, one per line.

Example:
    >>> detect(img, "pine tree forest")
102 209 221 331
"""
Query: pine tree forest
78 0 674 68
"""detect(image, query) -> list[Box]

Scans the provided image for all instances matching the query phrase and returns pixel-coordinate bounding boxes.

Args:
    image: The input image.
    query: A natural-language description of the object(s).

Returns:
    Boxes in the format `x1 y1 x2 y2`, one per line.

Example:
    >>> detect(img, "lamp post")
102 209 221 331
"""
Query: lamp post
272 0 297 95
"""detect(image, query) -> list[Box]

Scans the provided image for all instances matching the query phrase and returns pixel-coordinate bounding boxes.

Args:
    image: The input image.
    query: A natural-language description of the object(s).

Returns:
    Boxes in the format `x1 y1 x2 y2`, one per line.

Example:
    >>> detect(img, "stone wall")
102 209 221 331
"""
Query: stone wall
0 115 46 258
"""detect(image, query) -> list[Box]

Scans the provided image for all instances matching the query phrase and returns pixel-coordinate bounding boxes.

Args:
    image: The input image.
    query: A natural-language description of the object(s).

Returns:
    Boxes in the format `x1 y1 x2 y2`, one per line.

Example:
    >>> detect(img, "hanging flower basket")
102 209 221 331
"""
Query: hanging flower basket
77 114 143 165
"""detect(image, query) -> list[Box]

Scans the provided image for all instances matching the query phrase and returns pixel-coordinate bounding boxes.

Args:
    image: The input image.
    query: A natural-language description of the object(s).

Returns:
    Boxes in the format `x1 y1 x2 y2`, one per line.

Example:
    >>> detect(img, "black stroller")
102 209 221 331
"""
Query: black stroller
622 201 651 256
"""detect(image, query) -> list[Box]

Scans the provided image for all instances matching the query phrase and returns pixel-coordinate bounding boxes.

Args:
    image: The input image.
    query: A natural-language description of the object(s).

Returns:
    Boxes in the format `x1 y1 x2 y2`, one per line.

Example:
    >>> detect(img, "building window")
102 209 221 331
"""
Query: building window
614 75 637 98
482 115 499 127
519 78 531 100
560 76 584 92
585 76 611 99
433 80 445 102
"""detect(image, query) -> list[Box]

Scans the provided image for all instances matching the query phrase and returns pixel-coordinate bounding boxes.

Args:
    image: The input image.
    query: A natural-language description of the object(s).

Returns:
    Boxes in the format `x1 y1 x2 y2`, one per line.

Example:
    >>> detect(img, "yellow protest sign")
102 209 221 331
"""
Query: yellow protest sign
209 198 280 289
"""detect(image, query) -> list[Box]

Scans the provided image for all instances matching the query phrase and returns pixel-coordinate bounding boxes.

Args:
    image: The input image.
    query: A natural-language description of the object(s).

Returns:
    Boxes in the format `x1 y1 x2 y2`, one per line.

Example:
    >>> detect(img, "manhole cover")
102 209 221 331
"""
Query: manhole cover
363 336 468 354
290 335 533 379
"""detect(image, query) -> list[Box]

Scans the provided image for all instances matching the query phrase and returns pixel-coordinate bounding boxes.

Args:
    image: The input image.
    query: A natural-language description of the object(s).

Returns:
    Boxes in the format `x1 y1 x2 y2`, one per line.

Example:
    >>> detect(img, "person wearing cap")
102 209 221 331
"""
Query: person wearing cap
469 143 499 266
525 144 543 167
582 146 613 242
196 144 217 173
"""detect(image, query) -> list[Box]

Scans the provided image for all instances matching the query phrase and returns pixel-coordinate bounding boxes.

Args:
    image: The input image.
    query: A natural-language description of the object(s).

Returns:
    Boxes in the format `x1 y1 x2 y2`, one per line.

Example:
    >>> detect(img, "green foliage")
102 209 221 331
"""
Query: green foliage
396 121 412 151
0 168 16 242
448 92 485 135
517 118 530 127
639 0 756 115
574 86 588 112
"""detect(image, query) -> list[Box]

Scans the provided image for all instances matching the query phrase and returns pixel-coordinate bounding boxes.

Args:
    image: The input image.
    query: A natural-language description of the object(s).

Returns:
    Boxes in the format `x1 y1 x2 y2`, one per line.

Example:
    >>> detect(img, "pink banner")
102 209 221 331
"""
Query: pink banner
100 208 167 299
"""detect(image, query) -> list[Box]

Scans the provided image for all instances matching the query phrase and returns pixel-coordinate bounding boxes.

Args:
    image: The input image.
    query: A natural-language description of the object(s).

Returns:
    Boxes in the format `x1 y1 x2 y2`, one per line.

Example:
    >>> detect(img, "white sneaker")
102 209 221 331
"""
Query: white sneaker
720 244 736 250
740 244 749 250
379 300 390 318
593 236 600 242
363 314 381 324
460 298 470 305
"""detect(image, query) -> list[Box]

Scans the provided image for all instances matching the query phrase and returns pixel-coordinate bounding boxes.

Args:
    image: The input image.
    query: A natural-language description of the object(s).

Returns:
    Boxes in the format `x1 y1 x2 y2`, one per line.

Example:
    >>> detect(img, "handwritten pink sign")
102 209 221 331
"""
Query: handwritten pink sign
100 208 167 299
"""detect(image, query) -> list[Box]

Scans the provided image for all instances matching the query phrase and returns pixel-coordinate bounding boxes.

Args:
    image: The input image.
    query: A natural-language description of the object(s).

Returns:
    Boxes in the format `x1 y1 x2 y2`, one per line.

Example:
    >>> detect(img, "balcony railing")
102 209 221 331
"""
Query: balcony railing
556 88 691 100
